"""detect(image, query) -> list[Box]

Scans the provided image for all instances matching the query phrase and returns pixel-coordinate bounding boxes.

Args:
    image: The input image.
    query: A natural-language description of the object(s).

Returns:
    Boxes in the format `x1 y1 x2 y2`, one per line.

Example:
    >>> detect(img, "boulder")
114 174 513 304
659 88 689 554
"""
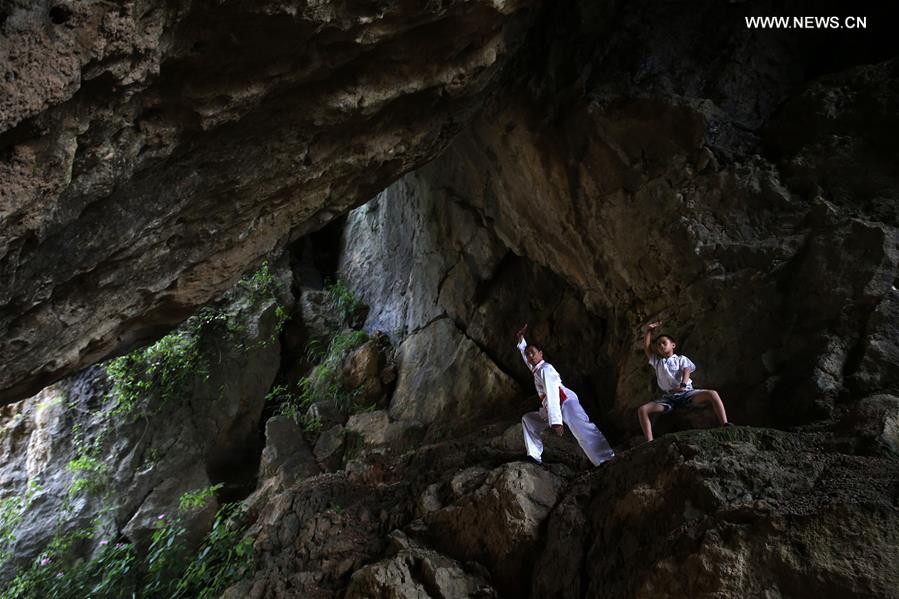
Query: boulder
533 428 899 598
389 319 520 438
259 416 320 484
314 425 346 469
424 461 564 596
347 531 497 599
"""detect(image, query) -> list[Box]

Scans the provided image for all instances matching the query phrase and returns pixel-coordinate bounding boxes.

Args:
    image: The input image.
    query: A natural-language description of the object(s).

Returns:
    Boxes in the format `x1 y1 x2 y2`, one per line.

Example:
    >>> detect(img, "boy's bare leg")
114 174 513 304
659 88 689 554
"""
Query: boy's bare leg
637 402 666 441
692 390 728 425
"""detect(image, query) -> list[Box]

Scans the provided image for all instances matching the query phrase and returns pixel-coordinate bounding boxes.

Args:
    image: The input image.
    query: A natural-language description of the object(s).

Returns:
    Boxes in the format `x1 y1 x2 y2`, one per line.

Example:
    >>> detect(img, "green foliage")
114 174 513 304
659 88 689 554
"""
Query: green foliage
239 260 280 299
178 484 223 513
304 338 326 363
105 329 204 420
195 306 242 336
266 330 371 434
308 330 369 415
326 279 361 323
143 516 188 598
174 503 254 599
64 423 111 500
302 414 322 434
0 481 40 566
239 260 290 344
1 488 253 599
274 305 289 333
66 455 108 497
0 528 106 599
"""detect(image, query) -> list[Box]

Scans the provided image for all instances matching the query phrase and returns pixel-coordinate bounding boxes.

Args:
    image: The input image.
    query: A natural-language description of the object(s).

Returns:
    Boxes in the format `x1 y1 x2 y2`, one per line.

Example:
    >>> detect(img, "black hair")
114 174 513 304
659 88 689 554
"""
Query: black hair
526 341 544 353
655 334 677 345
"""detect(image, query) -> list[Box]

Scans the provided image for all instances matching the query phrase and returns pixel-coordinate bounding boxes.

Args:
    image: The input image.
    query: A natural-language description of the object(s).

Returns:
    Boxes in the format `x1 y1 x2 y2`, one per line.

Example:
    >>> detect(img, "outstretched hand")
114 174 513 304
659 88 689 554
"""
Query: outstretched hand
516 323 529 342
646 321 663 331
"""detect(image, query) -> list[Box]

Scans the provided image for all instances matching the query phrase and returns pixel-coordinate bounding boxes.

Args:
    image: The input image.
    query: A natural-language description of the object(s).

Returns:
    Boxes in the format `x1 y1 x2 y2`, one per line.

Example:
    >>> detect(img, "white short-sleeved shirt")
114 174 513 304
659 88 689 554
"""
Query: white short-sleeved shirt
649 353 696 392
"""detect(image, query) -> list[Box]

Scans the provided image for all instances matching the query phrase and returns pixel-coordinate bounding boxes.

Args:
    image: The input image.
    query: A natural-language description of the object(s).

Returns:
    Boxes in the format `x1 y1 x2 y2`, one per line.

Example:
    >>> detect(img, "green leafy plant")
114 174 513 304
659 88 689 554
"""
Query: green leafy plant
304 338 326 363
105 329 204 420
143 515 188 598
178 484 223 513
173 503 254 599
0 481 41 566
238 260 290 345
1 486 253 599
302 415 322 434
326 279 361 323
66 456 108 497
265 329 371 437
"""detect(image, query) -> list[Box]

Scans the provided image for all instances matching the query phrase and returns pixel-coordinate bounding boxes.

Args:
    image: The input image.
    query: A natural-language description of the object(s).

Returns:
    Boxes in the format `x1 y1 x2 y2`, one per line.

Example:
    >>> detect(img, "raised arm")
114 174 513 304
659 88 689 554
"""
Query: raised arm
516 323 530 369
644 321 662 360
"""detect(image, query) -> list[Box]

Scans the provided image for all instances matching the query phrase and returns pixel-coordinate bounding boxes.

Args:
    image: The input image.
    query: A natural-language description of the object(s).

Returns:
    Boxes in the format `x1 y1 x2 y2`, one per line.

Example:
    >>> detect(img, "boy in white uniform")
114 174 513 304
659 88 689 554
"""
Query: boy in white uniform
516 324 615 466
637 321 732 441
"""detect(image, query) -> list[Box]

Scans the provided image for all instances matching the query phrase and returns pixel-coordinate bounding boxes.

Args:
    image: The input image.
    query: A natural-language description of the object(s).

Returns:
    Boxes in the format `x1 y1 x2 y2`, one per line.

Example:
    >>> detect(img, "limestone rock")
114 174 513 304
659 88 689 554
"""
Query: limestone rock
0 0 539 405
314 424 346 468
259 416 320 484
425 461 564 596
344 409 425 462
389 319 520 438
342 336 393 405
238 472 413 598
533 428 899 598
347 531 497 599
299 290 345 344
305 401 344 431
839 394 899 455
0 260 291 568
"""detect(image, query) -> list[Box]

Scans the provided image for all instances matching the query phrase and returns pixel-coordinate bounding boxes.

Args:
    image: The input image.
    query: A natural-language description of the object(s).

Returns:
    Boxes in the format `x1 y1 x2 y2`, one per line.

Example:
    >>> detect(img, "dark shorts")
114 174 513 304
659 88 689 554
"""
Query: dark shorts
653 389 703 412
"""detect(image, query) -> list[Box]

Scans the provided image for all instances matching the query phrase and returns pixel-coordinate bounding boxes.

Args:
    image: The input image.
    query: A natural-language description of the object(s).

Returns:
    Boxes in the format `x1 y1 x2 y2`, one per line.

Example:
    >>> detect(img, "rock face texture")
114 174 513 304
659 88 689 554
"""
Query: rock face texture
0 258 291 569
346 530 497 599
2 1 898 598
340 2 898 438
534 428 899 599
338 169 616 435
0 0 538 404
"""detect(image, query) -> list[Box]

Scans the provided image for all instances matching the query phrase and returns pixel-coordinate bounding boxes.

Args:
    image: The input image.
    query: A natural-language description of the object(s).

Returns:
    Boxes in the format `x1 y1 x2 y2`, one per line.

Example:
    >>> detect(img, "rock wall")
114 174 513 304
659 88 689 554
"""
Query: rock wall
339 169 620 438
339 1 898 438
0 257 292 570
535 428 899 598
0 0 538 404
1 1 897 597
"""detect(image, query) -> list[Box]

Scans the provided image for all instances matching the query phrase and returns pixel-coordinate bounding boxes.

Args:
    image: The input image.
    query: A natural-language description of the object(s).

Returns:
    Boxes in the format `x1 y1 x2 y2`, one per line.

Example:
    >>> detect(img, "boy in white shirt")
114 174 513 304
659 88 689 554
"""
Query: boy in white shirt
516 324 615 466
637 321 731 441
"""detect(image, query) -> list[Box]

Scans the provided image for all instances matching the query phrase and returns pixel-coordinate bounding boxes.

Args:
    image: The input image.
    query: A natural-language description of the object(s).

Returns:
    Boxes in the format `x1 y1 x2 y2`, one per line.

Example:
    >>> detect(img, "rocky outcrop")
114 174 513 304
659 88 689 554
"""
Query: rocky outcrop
389 318 521 439
346 531 497 599
339 4 898 438
424 462 563 596
0 0 538 404
533 427 899 598
2 1 898 598
229 422 569 598
339 168 616 436
258 416 320 486
0 258 292 568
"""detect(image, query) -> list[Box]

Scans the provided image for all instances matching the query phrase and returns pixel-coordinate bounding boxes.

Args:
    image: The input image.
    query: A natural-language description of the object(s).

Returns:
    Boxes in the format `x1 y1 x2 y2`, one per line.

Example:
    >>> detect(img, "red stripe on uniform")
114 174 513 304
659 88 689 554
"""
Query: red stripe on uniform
539 387 567 405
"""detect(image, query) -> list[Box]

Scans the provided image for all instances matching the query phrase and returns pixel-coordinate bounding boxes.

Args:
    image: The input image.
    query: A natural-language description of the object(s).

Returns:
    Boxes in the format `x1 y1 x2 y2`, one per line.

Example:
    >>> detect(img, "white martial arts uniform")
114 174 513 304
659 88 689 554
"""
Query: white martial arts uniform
518 338 615 466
